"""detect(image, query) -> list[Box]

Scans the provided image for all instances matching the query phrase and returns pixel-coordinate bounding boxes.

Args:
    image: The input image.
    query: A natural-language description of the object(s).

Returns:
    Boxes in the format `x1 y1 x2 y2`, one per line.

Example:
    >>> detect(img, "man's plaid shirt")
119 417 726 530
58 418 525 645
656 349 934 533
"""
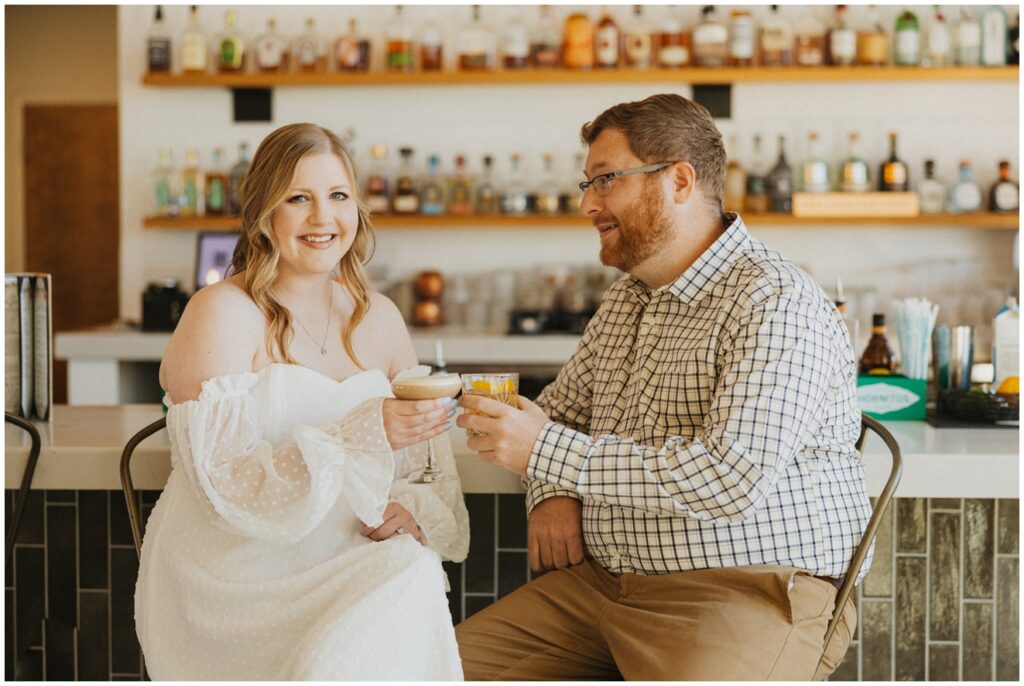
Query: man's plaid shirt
527 213 872 581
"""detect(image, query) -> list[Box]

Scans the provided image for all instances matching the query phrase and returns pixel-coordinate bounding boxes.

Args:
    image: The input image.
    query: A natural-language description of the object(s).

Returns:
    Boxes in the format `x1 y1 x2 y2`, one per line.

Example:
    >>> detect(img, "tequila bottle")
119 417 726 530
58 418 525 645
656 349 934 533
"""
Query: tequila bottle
594 8 621 69
336 18 371 72
292 18 327 73
801 132 830 193
947 161 982 213
392 148 420 215
989 160 1019 213
624 5 653 69
893 9 921 66
693 5 728 67
723 135 747 213
955 8 981 66
917 160 946 214
925 8 952 67
826 4 857 66
475 155 499 214
502 8 531 69
447 155 474 215
980 5 1008 66
456 5 496 70
215 10 245 72
729 8 756 66
767 136 793 213
839 132 871 193
535 154 561 215
153 148 176 217
386 5 416 72
419 17 444 71
255 18 289 73
856 4 888 66
228 142 250 216
759 4 793 66
745 134 770 214
147 5 171 73
420 155 446 215
364 145 391 215
205 148 229 216
500 153 530 215
657 6 690 67
794 11 826 66
563 10 594 69
878 132 910 192
180 147 201 217
530 5 562 67
181 5 208 74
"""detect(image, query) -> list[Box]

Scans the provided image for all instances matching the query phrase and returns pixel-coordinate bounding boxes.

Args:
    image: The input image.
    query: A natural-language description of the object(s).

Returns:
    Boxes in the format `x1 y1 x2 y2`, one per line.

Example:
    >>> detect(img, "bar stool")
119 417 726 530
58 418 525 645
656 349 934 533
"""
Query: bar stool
815 413 903 679
119 417 167 557
4 412 42 562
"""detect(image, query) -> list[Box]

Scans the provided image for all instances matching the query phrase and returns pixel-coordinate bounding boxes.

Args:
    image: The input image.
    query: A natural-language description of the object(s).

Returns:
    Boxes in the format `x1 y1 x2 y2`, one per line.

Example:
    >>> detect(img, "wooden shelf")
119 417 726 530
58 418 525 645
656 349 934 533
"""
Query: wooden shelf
143 212 1019 231
142 65 1019 88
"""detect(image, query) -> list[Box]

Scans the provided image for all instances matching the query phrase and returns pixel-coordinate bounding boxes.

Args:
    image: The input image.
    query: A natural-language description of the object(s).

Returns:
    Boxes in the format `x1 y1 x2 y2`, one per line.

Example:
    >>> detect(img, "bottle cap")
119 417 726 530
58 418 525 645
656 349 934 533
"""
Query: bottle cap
872 313 885 326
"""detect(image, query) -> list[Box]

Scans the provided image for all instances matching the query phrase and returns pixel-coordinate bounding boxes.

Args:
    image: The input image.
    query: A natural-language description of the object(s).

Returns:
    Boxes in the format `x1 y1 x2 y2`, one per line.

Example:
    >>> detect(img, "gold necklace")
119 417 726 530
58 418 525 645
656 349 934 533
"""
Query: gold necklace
273 283 333 356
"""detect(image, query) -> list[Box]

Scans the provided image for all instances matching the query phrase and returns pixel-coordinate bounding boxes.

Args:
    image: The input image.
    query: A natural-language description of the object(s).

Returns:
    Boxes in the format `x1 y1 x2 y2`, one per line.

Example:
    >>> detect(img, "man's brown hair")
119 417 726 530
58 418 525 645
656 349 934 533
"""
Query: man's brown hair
580 94 726 212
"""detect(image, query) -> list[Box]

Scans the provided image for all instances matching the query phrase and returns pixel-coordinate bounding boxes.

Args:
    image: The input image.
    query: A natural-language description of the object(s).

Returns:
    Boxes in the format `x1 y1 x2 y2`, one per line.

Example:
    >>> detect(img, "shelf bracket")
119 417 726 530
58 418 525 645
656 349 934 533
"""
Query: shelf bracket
692 84 731 120
231 88 272 123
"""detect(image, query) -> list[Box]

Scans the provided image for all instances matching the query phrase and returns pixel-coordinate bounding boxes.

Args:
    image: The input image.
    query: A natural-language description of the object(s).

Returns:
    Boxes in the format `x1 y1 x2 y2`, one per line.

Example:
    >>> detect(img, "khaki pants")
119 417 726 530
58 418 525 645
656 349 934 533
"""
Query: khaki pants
456 559 857 681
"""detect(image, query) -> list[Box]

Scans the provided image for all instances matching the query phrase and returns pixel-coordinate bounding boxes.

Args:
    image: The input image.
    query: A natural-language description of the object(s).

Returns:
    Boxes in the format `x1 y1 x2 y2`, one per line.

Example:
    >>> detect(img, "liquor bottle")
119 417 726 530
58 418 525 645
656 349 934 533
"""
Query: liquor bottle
447 155 474 215
153 148 175 217
180 147 201 217
500 153 530 215
563 10 595 69
801 132 830 193
657 6 690 67
457 5 496 70
693 6 728 67
839 131 871 193
623 5 653 69
255 19 289 73
364 145 391 215
745 134 770 214
947 161 983 213
335 18 370 72
759 5 793 67
917 160 946 214
859 314 895 375
147 6 171 73
292 18 327 73
561 151 587 214
594 8 621 69
893 9 921 66
980 5 1008 66
502 7 531 69
1009 13 1020 65
989 160 1019 213
536 154 561 215
530 5 562 68
767 136 793 213
826 5 857 66
925 7 952 67
723 135 747 213
215 10 245 72
475 155 499 214
878 132 910 192
419 17 444 71
386 6 416 72
420 155 446 215
205 148 229 216
856 5 888 66
392 148 420 214
955 8 981 66
728 8 756 66
181 5 208 74
794 11 826 66
228 142 250 216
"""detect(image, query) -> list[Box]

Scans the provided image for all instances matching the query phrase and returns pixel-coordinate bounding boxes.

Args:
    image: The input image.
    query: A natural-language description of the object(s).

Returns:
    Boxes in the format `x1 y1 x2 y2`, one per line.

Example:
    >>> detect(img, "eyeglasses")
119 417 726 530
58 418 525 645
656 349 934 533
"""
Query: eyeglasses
578 162 679 196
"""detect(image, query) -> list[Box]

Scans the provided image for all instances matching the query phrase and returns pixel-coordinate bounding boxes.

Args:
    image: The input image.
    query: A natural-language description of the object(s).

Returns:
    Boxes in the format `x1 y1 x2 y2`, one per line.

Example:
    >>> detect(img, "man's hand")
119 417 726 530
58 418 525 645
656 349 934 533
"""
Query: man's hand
528 496 584 573
456 395 550 476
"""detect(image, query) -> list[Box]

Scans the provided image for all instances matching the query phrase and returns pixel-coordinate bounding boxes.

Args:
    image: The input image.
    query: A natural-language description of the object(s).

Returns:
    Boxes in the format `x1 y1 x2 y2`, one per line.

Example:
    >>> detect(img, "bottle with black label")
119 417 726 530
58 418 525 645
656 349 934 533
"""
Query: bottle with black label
147 6 171 73
989 160 1019 213
392 148 420 215
859 314 896 375
878 132 909 192
767 136 793 214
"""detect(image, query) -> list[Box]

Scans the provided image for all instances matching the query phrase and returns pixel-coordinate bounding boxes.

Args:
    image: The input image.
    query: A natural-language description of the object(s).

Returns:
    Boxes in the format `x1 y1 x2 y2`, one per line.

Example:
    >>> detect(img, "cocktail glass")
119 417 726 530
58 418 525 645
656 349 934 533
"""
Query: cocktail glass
460 373 519 436
391 373 463 484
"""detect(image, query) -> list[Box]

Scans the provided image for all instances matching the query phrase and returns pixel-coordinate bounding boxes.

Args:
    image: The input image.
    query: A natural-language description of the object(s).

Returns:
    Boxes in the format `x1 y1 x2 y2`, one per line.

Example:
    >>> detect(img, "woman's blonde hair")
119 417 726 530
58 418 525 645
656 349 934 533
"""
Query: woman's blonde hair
230 123 375 368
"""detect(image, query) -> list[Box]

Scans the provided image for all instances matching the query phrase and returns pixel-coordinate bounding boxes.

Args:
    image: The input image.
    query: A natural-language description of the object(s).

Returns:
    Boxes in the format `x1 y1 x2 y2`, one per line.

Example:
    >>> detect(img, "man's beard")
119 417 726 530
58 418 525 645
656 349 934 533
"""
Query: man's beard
598 179 672 273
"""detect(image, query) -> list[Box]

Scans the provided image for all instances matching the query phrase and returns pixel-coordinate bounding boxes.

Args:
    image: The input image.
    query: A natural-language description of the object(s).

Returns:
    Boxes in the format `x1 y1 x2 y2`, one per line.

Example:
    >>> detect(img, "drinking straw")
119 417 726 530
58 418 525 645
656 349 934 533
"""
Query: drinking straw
892 298 940 380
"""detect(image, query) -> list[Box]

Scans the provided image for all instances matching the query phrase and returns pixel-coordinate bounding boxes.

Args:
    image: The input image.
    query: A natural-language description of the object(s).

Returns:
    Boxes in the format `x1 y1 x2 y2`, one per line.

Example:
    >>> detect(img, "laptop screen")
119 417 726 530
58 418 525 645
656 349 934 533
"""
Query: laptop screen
195 232 240 291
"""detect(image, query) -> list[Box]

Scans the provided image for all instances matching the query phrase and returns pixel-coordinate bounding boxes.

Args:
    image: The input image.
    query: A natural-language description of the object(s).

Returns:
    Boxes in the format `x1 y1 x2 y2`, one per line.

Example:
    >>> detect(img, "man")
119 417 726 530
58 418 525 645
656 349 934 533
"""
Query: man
455 93 869 680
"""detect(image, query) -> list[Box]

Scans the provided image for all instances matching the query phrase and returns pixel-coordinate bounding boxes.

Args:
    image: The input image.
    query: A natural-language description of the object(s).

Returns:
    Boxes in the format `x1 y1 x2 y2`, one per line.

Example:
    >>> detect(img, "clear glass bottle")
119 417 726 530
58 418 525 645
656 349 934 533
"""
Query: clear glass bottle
624 5 653 69
457 5 496 70
980 5 1008 66
500 153 530 215
475 155 499 214
840 131 871 193
925 7 952 67
918 160 946 214
594 8 621 69
948 161 983 213
292 17 327 73
563 10 595 69
205 147 229 216
335 18 370 72
419 17 444 71
657 6 690 67
955 7 981 66
893 9 921 66
989 160 1019 213
215 10 245 72
530 5 562 68
767 135 794 213
420 155 446 215
561 151 586 214
745 134 770 214
729 8 756 66
723 135 747 213
826 5 857 66
147 5 172 73
180 147 201 217
392 147 420 214
255 18 289 73
856 4 888 66
535 153 562 215
693 5 729 67
153 148 176 217
794 11 826 66
502 7 531 69
447 155 475 215
878 132 910 192
181 5 208 74
759 4 793 66
386 5 416 72
364 145 391 215
801 131 831 193
1009 13 1020 65
228 142 250 216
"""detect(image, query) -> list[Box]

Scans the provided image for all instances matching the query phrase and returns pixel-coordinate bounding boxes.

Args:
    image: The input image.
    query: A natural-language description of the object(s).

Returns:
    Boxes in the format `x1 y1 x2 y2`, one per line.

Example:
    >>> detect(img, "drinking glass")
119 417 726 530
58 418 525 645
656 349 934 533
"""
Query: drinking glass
391 373 462 484
460 373 519 436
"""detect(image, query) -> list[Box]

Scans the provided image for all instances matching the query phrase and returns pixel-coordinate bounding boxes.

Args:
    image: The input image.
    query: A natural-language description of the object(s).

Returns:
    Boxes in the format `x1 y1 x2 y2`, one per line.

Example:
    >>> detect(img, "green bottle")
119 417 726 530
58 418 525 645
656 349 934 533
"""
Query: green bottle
894 9 921 66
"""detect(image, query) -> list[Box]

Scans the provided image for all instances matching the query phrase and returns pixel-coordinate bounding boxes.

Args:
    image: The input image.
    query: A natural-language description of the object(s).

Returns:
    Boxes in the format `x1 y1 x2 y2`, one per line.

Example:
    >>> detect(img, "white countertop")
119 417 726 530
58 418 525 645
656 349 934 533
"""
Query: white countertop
5 405 1019 498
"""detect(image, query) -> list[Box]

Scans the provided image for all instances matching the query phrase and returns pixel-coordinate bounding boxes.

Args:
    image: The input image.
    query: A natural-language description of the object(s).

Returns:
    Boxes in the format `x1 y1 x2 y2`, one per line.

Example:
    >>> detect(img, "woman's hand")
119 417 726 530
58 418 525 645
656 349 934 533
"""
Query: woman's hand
360 502 422 542
382 397 456 450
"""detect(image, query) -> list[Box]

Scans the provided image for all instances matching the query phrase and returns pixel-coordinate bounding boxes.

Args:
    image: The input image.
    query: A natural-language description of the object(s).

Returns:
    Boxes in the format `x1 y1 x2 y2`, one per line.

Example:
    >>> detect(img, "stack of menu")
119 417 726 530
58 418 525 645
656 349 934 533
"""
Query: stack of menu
4 273 52 421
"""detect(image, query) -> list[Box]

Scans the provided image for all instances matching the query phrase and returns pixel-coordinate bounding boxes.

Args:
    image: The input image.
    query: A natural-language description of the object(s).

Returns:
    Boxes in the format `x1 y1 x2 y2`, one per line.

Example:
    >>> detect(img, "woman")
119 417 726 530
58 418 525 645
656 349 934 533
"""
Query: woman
135 123 469 680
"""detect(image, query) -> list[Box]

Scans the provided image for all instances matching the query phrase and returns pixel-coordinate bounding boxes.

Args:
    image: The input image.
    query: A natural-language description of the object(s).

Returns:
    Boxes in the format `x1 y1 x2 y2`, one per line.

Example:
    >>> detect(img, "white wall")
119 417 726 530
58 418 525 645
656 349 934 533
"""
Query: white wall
117 4 1019 352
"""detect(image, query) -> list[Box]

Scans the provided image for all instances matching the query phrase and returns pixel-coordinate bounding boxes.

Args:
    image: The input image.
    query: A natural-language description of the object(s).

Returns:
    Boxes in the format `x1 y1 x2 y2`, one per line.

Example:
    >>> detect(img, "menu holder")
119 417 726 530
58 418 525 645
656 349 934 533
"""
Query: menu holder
792 192 920 218
3 273 52 421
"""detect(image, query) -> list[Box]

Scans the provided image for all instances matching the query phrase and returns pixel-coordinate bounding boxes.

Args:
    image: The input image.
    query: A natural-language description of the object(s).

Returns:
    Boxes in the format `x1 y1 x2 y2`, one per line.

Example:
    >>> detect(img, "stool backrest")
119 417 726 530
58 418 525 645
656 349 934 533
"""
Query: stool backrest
119 417 168 558
5 412 42 562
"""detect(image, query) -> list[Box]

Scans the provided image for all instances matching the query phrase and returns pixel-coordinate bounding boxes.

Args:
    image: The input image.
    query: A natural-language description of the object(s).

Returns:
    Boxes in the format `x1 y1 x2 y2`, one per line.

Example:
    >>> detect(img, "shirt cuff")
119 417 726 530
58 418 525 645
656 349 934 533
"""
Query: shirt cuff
527 422 591 493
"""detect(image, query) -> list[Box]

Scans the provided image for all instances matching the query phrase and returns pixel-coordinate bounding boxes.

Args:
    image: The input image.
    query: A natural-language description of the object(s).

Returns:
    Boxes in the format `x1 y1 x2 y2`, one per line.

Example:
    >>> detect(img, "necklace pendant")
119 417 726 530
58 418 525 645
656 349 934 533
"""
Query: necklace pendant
320 347 327 356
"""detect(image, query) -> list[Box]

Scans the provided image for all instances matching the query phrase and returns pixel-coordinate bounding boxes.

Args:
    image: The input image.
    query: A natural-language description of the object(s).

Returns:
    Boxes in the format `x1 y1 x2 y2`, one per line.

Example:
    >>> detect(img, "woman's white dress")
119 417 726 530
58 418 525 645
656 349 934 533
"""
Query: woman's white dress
135 364 470 680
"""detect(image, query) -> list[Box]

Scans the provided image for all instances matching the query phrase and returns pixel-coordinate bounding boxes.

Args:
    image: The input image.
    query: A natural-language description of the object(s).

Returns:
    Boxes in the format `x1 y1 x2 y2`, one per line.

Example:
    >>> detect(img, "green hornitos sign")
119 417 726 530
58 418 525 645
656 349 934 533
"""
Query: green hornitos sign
857 376 927 420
